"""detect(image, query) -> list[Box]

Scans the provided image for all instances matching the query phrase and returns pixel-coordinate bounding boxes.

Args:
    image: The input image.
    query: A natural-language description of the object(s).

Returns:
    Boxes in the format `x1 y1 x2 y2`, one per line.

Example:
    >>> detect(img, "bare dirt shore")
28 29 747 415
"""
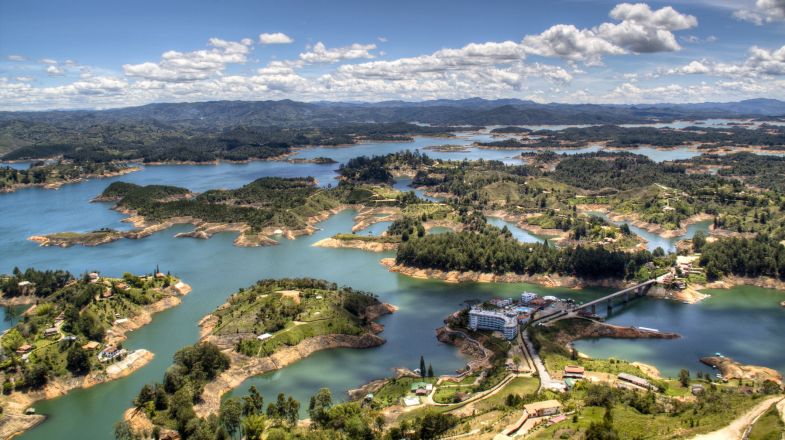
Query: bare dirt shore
312 237 399 252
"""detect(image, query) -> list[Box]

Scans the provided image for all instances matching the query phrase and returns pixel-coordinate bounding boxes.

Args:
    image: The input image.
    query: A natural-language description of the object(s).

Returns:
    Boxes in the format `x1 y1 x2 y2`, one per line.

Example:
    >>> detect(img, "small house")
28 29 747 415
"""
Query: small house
691 384 705 395
82 341 100 350
563 365 585 379
524 400 562 417
402 396 420 407
617 373 651 390
16 344 33 354
257 333 273 341
44 327 59 337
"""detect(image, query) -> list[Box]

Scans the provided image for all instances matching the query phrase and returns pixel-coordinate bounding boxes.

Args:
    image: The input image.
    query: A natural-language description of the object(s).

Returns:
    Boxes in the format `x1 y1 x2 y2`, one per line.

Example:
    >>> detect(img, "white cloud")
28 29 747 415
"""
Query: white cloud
665 44 785 78
523 3 696 65
123 37 252 82
46 65 64 76
40 58 58 65
6 55 27 62
299 42 377 63
378 36 388 43
734 0 785 24
259 32 294 45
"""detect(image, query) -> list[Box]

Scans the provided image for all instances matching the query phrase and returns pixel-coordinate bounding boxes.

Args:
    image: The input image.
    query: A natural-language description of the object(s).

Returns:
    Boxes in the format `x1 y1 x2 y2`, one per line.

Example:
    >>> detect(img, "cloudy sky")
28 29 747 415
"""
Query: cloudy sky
1 0 785 110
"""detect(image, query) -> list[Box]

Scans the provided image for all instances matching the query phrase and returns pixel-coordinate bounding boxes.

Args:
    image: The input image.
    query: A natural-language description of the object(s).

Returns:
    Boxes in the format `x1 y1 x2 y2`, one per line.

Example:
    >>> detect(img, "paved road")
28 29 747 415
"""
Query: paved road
521 330 560 392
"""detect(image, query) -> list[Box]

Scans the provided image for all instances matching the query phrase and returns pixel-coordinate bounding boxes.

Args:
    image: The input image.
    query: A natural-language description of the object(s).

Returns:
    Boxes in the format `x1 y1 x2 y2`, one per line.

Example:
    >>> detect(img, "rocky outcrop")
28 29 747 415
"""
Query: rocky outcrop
700 356 783 385
647 285 709 304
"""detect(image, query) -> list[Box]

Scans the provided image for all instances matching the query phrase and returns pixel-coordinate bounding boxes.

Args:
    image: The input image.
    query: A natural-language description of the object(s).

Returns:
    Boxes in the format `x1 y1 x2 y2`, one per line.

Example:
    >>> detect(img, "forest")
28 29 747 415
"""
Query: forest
0 161 131 191
396 225 654 280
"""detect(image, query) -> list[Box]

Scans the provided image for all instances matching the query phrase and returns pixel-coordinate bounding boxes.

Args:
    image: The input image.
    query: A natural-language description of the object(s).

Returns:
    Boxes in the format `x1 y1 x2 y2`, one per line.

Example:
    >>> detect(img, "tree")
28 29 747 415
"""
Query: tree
679 369 690 388
692 230 707 252
134 384 155 410
242 414 267 440
23 363 49 389
584 407 619 440
427 364 434 378
66 345 91 375
113 421 134 440
420 356 426 378
762 379 782 395
309 388 333 427
219 397 243 438
620 223 631 236
242 385 264 416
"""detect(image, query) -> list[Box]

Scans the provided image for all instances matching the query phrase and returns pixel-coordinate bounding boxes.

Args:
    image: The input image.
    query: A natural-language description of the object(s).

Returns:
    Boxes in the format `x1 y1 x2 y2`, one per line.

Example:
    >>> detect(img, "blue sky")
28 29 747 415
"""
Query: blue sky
1 0 785 109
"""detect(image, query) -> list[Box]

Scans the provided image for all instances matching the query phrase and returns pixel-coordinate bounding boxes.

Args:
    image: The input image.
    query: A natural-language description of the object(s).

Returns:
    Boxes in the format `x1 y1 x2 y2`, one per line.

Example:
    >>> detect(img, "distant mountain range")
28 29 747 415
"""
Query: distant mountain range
2 98 784 128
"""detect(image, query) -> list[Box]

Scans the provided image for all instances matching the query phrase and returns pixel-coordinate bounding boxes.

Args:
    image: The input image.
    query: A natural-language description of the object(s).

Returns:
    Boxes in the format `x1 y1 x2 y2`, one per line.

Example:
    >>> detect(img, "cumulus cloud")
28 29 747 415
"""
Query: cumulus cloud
123 37 253 82
665 44 785 78
299 42 377 63
523 3 696 65
734 0 785 24
46 65 64 76
259 32 294 44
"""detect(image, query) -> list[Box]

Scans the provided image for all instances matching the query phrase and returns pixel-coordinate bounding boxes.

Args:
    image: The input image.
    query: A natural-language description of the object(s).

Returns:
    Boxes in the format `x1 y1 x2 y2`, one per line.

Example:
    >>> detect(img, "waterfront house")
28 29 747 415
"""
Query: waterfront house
521 292 538 303
98 346 127 362
617 373 651 390
524 400 562 417
563 365 585 379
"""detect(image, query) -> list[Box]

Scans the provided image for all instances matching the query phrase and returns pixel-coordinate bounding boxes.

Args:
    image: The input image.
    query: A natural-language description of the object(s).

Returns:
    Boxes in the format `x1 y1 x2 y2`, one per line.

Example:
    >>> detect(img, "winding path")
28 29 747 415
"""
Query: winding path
690 396 783 440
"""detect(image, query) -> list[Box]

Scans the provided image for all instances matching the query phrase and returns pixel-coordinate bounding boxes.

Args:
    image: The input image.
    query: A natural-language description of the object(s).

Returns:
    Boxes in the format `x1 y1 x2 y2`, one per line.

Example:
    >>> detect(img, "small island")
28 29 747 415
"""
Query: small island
119 278 394 439
0 267 190 439
0 161 139 193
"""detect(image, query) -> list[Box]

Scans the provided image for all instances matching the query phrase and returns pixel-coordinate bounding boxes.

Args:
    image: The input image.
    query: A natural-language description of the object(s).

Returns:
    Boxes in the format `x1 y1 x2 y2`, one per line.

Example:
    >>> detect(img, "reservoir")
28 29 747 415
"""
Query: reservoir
1 138 783 439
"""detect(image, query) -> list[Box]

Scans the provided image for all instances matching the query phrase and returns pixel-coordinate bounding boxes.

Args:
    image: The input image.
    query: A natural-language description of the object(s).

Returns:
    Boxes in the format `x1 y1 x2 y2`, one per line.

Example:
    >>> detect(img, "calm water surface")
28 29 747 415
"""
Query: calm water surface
0 138 782 439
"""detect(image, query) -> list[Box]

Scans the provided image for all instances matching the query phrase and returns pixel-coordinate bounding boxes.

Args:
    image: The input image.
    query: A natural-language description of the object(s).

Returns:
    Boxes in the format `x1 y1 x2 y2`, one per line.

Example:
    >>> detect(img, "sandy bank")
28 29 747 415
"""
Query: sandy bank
313 237 399 252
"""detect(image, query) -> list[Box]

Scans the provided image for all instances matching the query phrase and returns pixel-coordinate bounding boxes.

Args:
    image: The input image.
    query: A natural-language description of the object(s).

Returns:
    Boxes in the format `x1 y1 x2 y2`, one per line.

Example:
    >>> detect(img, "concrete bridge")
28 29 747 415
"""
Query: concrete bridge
572 279 657 316
533 279 657 325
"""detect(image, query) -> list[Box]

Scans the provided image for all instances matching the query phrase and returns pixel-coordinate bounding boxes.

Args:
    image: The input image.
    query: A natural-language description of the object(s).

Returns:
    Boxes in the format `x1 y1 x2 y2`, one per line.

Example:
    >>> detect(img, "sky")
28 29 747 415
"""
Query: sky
1 0 785 110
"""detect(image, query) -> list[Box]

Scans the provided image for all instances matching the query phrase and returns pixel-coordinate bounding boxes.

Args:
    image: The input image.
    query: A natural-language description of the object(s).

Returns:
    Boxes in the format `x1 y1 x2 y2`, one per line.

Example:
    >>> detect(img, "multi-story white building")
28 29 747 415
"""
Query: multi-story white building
468 307 518 340
521 292 538 304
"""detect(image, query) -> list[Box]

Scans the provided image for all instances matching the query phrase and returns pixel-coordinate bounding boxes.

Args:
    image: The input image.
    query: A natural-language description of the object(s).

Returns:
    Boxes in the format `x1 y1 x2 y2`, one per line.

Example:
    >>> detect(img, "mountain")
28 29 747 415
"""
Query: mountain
1 98 783 129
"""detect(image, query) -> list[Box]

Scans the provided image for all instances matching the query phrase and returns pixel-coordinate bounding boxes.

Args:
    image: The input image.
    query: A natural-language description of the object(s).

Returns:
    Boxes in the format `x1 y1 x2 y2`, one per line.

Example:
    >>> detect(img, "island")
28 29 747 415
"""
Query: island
0 267 190 439
119 278 396 439
0 161 139 193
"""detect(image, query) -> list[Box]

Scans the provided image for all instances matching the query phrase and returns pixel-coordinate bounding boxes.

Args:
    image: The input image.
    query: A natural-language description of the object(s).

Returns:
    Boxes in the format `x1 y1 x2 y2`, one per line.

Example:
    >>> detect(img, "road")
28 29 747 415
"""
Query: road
521 329 560 392
691 396 783 440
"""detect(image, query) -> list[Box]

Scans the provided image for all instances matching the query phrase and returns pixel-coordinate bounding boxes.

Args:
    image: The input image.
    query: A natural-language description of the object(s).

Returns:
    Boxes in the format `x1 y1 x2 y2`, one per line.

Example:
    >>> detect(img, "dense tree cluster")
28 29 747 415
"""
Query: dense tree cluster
396 227 652 279
0 267 72 297
699 235 785 281
0 161 128 190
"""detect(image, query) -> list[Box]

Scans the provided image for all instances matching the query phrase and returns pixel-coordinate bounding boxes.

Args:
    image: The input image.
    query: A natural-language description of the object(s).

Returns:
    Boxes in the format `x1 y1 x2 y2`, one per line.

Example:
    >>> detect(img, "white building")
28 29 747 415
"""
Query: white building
468 307 518 340
521 292 538 303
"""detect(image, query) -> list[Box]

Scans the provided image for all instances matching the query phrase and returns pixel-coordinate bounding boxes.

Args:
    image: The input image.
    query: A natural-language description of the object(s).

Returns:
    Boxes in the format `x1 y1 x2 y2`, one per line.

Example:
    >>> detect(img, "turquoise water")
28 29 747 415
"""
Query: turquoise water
0 139 782 439
486 217 546 243
586 211 712 253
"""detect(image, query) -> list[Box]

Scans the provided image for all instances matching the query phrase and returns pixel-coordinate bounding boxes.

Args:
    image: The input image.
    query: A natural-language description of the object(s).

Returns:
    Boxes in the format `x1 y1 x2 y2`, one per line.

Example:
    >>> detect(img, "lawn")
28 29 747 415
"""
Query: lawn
476 377 540 411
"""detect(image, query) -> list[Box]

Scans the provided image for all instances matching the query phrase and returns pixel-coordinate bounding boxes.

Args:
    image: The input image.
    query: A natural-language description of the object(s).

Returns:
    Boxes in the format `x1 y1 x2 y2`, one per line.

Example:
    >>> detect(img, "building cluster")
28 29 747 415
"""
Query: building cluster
468 292 568 340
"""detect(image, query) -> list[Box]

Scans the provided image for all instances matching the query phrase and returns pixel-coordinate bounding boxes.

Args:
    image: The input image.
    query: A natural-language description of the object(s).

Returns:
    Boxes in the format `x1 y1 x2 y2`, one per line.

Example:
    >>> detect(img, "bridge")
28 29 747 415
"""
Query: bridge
533 278 658 325
572 279 657 316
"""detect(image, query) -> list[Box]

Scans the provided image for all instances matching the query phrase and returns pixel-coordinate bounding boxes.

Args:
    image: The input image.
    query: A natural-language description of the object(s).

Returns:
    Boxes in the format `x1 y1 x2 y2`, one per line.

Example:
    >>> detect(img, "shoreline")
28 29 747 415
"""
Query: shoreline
0 281 190 439
0 166 142 195
28 205 353 249
191 302 396 417
0 349 155 440
576 205 714 239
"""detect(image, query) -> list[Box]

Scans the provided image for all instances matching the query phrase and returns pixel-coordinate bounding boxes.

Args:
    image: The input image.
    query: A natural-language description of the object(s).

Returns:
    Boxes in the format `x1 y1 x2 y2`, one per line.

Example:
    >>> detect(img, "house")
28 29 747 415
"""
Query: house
410 382 430 393
257 333 272 341
617 373 651 390
44 327 59 337
17 280 32 287
82 341 100 350
102 287 113 298
115 282 129 291
563 365 585 379
98 346 127 362
16 344 33 354
691 384 705 395
415 388 428 396
524 400 562 417
88 272 100 283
